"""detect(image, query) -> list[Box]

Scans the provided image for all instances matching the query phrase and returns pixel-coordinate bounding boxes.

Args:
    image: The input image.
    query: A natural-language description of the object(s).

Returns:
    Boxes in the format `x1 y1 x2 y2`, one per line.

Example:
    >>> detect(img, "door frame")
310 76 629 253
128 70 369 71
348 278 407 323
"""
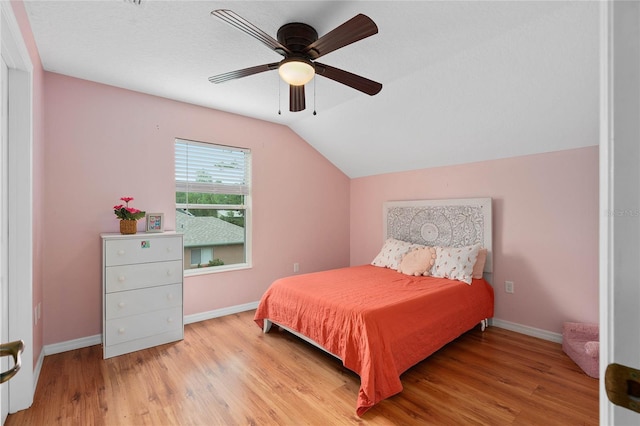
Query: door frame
0 1 35 413
0 51 8 426
599 0 611 423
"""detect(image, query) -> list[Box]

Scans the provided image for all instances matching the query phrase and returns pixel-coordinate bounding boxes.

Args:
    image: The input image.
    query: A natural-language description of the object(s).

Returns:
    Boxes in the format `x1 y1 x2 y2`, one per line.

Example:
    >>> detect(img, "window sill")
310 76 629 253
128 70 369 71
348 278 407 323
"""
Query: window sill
183 263 252 277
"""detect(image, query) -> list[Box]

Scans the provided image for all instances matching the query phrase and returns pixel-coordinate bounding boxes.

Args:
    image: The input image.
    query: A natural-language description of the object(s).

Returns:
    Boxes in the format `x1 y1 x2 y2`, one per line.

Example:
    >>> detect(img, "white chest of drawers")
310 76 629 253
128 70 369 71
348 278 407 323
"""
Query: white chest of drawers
101 232 184 359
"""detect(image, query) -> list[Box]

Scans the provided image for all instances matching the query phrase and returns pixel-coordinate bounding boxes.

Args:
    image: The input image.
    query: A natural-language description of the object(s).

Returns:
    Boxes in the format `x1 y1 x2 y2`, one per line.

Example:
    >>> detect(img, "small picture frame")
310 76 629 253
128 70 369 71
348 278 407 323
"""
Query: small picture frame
145 213 164 233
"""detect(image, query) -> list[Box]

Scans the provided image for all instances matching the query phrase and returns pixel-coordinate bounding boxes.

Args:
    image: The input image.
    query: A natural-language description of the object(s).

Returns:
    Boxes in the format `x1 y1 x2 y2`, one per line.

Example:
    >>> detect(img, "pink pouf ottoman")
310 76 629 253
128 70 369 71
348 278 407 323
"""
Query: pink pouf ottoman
562 322 599 378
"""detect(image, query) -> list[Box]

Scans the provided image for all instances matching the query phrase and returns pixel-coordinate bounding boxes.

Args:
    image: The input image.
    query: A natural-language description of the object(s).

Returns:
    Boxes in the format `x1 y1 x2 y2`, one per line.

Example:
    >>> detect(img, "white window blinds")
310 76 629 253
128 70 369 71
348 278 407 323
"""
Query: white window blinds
175 139 250 196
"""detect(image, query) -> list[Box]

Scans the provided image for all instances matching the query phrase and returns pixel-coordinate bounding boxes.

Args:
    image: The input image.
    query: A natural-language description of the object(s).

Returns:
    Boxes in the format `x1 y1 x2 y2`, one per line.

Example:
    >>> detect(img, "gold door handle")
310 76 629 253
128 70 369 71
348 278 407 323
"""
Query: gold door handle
0 340 24 384
605 363 640 413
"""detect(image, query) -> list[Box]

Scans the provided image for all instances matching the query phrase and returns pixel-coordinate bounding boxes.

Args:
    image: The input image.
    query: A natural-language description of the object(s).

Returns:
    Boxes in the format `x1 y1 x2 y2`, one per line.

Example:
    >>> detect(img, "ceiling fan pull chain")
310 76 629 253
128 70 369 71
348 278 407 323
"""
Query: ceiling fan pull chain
313 77 317 116
277 74 281 115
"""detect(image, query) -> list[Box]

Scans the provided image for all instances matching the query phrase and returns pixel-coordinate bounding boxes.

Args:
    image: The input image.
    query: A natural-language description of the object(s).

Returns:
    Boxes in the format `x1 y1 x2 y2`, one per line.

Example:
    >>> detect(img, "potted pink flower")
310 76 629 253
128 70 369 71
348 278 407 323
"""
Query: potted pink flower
113 197 145 234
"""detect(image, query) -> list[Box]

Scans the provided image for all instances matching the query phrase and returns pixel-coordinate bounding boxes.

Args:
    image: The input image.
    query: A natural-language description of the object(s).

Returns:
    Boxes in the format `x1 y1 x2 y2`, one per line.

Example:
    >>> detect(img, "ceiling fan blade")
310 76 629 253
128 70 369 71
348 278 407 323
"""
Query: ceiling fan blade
208 63 279 84
304 14 378 60
211 9 291 56
315 63 382 96
290 85 306 112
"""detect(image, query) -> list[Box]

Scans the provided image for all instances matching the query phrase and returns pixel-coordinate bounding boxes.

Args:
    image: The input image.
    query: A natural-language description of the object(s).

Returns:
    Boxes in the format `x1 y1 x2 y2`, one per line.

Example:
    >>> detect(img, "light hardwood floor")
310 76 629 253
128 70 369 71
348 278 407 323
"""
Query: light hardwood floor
7 310 598 425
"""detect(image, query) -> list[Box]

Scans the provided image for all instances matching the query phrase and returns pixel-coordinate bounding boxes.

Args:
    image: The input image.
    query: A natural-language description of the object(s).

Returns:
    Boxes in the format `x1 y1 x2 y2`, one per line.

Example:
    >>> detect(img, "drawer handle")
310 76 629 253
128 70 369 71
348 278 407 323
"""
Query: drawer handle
166 293 174 301
167 317 173 323
166 270 173 277
166 247 173 253
118 302 126 309
118 328 126 334
118 276 126 282
117 250 125 256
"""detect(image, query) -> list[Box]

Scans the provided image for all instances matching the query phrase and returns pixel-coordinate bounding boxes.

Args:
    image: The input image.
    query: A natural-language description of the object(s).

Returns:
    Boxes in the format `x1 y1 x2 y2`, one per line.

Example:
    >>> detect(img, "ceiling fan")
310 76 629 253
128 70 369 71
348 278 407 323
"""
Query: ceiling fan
209 9 383 113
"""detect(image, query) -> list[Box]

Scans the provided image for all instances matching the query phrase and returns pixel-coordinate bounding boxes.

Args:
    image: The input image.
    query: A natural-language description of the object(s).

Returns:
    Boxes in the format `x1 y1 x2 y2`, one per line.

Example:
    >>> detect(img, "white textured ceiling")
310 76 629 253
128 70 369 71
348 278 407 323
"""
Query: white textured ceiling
23 0 599 178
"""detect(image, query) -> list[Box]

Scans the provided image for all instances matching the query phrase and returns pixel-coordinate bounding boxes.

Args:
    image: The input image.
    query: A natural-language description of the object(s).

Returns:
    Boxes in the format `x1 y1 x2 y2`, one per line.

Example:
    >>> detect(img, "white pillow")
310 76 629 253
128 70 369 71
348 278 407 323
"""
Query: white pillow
371 238 423 270
432 244 481 285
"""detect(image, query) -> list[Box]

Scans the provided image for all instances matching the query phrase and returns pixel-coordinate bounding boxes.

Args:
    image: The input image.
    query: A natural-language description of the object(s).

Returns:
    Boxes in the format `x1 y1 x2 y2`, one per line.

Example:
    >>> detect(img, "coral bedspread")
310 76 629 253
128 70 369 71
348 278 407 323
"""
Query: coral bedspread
254 264 494 415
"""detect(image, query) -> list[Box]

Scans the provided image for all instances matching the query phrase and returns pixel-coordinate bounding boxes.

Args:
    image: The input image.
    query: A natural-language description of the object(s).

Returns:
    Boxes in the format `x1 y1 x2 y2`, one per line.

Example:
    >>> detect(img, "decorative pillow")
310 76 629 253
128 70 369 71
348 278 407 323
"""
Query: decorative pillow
398 246 437 276
371 238 423 270
472 248 488 279
432 244 481 285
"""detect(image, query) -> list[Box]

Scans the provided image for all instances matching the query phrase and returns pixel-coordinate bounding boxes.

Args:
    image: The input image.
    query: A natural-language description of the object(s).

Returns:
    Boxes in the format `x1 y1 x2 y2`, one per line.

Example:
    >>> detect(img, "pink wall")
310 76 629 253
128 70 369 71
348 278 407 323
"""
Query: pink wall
11 0 45 367
42 73 350 345
350 147 599 334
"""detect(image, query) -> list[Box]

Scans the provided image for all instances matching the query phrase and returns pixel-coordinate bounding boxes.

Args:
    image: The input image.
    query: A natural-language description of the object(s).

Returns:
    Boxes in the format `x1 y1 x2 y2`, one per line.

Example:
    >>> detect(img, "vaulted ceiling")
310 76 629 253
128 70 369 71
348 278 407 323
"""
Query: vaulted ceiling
23 1 599 178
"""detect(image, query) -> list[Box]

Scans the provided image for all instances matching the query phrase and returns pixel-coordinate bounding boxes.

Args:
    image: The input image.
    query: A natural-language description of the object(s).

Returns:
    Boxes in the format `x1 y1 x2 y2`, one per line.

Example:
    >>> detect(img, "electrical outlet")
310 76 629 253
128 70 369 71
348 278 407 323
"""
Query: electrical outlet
505 280 514 294
293 262 299 273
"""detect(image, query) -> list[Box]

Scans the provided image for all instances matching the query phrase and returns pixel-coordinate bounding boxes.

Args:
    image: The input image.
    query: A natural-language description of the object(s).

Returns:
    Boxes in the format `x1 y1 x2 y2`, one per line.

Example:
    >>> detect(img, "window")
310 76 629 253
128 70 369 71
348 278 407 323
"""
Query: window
175 139 251 273
190 247 213 266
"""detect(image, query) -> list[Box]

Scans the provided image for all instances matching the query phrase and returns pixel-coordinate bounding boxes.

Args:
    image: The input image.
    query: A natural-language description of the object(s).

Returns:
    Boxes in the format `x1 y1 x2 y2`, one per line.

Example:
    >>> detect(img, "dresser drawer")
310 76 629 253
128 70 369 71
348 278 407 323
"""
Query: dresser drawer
105 283 182 320
105 260 182 293
105 306 183 346
104 236 182 266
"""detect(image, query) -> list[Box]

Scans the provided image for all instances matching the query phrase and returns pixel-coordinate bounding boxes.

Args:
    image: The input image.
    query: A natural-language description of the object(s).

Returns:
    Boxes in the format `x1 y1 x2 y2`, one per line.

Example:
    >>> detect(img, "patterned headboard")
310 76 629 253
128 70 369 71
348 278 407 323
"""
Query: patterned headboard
383 198 493 273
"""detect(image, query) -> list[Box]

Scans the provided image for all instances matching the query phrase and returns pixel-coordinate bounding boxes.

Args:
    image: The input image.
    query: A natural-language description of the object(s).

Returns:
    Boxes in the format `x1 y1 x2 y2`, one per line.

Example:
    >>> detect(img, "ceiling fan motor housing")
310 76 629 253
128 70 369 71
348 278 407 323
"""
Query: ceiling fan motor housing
277 23 318 55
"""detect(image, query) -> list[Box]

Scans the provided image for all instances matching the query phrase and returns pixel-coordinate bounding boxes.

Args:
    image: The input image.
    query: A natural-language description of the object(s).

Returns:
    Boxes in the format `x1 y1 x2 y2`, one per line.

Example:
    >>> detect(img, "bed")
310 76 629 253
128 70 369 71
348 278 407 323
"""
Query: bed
254 198 494 415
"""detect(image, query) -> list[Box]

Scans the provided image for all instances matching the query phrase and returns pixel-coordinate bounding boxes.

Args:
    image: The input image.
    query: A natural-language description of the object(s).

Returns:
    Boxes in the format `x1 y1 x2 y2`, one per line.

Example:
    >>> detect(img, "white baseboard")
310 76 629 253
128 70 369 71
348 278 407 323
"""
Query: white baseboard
33 347 44 390
41 302 261 355
184 301 259 324
43 334 102 356
41 309 559 360
491 318 562 343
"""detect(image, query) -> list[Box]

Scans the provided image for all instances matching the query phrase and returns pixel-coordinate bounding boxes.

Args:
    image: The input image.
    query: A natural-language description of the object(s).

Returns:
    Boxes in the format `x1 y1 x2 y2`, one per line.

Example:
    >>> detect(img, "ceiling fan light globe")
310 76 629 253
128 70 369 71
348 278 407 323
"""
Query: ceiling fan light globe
278 59 315 86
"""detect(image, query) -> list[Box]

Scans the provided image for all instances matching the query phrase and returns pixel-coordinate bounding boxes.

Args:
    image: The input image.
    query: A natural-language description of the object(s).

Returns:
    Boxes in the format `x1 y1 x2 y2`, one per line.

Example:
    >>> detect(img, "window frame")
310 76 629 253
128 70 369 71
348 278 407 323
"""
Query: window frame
175 138 252 276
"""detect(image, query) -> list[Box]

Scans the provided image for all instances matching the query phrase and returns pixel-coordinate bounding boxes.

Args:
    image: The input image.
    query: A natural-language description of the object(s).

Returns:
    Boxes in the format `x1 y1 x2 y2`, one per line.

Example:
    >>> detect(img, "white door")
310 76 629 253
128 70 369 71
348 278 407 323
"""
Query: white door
601 1 640 424
0 1 35 416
